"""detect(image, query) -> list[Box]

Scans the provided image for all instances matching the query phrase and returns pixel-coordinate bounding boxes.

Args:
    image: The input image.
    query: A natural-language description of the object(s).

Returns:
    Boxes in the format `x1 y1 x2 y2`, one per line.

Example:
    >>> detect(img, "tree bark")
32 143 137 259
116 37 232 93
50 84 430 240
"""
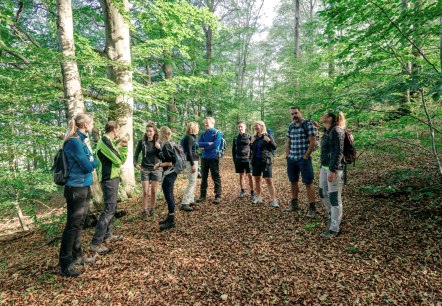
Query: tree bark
162 51 176 125
100 0 136 193
56 0 85 121
400 0 411 109
294 0 301 57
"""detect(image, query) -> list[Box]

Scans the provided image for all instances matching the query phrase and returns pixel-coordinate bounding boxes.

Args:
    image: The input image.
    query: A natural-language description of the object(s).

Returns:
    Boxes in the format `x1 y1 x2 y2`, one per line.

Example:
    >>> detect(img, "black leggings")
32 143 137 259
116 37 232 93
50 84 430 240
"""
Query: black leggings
162 172 177 214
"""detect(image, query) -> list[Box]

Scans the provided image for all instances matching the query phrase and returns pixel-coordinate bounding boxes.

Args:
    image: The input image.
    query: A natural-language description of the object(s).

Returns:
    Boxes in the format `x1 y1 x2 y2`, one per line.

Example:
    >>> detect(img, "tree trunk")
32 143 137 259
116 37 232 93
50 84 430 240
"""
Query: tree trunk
100 0 136 194
162 51 176 125
56 0 85 121
440 15 442 70
294 0 301 57
400 0 411 109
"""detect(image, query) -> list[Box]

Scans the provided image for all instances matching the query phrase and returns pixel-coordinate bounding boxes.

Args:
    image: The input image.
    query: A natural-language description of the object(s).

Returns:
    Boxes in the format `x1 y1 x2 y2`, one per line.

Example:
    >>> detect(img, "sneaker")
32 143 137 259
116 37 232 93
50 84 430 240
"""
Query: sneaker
320 230 338 239
252 197 263 204
250 195 256 202
141 210 148 220
159 215 176 231
306 209 317 218
196 197 206 203
60 264 81 277
212 197 221 205
180 204 193 212
105 234 123 242
148 208 155 220
284 199 299 211
89 244 111 255
271 199 280 208
239 190 246 198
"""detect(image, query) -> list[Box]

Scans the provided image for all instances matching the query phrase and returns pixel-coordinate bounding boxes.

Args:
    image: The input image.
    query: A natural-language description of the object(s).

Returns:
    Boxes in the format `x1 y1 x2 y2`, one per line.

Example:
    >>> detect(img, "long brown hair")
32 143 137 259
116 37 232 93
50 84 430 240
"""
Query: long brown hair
63 113 93 143
144 121 159 142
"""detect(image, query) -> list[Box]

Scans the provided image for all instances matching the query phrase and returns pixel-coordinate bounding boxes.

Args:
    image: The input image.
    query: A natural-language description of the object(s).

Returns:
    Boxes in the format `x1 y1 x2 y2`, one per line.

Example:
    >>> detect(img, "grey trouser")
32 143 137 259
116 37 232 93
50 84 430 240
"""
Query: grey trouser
181 161 198 205
319 167 344 232
92 178 119 245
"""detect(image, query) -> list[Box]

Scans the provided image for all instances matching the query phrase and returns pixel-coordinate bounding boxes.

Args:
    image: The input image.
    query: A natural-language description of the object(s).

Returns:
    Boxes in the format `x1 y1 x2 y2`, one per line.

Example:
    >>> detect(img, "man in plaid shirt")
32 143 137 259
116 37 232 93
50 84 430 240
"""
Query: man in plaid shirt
285 107 317 217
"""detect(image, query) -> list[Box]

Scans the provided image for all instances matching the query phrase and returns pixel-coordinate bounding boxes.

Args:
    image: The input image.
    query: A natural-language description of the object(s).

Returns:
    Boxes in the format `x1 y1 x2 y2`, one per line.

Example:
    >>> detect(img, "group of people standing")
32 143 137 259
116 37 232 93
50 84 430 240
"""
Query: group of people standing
57 107 347 278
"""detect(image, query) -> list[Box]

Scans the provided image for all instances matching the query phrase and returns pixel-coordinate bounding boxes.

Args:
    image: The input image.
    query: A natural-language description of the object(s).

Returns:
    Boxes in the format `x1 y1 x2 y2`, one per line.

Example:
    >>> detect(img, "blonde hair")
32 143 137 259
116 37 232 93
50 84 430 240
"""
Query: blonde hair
336 111 347 129
186 122 199 135
254 120 267 135
63 113 93 143
205 117 215 125
159 126 172 142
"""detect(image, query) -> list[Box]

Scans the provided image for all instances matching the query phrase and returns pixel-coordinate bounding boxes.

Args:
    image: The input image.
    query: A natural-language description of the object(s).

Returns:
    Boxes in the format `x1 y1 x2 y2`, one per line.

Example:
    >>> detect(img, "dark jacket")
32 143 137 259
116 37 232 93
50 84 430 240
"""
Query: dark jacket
232 133 252 162
182 134 199 166
320 128 331 167
251 133 277 164
329 126 345 172
133 139 161 170
64 130 98 187
159 141 176 172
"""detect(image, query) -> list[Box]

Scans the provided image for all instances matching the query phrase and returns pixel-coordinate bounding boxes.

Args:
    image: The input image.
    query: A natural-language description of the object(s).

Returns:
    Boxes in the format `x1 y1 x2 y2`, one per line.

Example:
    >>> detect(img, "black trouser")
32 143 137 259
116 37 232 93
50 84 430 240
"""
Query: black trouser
59 186 91 269
162 171 177 214
200 157 222 198
92 178 119 245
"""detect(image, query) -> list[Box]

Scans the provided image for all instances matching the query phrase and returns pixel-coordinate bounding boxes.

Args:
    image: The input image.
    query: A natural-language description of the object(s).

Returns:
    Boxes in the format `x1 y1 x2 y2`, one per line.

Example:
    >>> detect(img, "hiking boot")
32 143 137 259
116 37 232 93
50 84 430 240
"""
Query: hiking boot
159 215 176 231
189 202 196 207
252 197 263 204
180 204 193 212
284 199 299 212
73 256 96 266
271 199 280 208
89 244 111 255
60 264 81 277
105 234 123 242
141 210 148 220
148 208 155 220
239 190 246 198
212 197 221 205
306 209 317 218
196 197 206 203
320 230 338 239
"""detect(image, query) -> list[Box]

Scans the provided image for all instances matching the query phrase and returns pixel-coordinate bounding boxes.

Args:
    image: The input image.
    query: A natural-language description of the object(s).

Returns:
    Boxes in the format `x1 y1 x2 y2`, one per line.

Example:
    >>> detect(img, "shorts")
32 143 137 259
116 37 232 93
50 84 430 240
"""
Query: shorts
287 157 314 184
234 160 252 174
141 168 162 182
252 158 272 178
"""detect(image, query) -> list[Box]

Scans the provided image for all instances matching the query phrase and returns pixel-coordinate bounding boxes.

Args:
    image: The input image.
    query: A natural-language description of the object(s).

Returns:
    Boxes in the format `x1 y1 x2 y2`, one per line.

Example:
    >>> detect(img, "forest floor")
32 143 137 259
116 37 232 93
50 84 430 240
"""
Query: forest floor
0 153 441 305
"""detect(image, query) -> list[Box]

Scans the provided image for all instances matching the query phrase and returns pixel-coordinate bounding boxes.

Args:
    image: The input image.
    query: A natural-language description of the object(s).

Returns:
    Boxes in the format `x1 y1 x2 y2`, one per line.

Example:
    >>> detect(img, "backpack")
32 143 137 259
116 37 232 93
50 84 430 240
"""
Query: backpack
170 141 187 174
343 130 357 165
51 138 77 186
266 128 276 156
215 131 226 158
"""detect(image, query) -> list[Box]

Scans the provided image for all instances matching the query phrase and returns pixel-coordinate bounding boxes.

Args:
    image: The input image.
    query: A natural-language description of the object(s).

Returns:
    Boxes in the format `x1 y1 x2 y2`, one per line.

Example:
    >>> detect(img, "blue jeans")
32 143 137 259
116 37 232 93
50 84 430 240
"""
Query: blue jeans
287 157 314 184
92 178 119 245
59 186 91 268
162 172 177 214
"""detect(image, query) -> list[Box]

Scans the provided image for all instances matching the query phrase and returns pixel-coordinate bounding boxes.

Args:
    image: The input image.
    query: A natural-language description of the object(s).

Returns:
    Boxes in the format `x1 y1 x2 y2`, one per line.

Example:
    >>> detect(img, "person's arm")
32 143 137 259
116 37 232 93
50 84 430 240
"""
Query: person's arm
68 139 95 173
329 128 345 173
303 122 316 160
185 136 195 166
133 140 142 167
265 134 277 150
198 132 210 148
232 136 236 158
204 131 222 151
155 142 174 169
99 136 127 166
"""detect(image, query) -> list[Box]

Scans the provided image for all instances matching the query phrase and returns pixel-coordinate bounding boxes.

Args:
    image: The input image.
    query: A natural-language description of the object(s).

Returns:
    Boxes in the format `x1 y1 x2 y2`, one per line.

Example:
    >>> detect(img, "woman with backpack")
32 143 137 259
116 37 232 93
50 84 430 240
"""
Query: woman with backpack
59 113 98 277
154 126 177 231
250 120 279 208
179 122 200 212
318 110 346 239
134 121 162 220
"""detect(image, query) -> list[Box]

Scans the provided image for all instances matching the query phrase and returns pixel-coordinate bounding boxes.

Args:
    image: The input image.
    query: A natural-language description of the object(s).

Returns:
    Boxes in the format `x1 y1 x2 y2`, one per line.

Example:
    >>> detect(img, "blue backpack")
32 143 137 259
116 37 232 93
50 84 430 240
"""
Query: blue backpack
215 131 226 158
267 128 276 156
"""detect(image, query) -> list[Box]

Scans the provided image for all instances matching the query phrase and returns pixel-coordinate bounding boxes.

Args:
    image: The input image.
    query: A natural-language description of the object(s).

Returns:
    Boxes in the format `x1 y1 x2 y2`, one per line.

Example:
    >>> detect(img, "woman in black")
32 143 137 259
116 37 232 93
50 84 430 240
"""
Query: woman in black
154 126 177 231
250 120 279 208
180 122 200 211
134 121 162 220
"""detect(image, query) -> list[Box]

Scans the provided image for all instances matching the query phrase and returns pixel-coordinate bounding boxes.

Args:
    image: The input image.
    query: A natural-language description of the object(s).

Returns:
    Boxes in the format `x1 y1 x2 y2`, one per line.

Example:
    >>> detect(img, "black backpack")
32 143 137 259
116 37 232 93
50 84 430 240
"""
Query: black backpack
52 138 77 186
343 130 357 165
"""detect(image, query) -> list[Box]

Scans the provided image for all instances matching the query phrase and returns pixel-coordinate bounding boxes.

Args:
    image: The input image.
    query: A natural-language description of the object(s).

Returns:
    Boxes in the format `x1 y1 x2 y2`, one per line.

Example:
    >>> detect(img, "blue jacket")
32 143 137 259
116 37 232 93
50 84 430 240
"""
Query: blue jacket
198 128 222 160
64 130 98 187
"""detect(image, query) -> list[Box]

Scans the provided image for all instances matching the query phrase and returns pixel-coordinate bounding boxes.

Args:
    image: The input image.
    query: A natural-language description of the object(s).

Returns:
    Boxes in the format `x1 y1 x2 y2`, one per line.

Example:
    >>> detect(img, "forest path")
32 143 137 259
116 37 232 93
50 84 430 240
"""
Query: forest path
0 156 440 305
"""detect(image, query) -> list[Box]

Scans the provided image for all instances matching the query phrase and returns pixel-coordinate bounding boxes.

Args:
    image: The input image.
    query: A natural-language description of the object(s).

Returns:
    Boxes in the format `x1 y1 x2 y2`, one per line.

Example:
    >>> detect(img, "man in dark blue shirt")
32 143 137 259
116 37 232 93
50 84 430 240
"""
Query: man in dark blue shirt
197 117 223 204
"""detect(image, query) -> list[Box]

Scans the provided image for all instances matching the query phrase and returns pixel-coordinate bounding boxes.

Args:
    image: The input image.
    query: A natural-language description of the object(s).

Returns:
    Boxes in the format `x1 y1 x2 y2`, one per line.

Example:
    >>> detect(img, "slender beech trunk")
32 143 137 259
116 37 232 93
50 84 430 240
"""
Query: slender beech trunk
162 51 176 125
56 0 84 121
294 0 301 57
100 0 136 194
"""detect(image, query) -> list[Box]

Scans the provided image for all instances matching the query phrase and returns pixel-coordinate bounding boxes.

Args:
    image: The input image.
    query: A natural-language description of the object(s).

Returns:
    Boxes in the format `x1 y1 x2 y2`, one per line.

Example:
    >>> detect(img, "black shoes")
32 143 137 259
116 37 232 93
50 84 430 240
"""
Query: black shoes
212 197 221 205
159 215 176 231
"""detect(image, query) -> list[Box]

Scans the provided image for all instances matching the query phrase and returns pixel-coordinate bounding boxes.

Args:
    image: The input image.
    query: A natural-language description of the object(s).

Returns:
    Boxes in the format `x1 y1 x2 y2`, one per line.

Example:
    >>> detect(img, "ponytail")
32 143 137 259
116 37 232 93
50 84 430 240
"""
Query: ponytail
336 111 347 129
63 113 93 143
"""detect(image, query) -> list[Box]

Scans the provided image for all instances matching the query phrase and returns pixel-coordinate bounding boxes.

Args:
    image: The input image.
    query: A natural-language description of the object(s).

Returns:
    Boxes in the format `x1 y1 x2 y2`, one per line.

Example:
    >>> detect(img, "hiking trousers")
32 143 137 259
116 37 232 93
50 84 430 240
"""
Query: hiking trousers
59 186 91 268
200 158 222 198
319 167 344 232
181 161 198 205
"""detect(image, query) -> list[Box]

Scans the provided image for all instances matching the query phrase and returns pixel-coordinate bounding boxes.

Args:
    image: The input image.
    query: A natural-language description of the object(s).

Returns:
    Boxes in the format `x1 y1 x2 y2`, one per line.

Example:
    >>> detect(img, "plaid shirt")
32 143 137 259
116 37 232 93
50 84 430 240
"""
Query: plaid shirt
286 120 316 161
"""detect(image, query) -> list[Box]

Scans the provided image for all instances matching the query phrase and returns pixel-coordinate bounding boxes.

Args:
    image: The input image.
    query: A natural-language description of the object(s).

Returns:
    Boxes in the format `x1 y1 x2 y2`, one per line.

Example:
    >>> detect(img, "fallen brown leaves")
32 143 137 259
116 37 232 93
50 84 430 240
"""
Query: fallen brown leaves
0 153 441 305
